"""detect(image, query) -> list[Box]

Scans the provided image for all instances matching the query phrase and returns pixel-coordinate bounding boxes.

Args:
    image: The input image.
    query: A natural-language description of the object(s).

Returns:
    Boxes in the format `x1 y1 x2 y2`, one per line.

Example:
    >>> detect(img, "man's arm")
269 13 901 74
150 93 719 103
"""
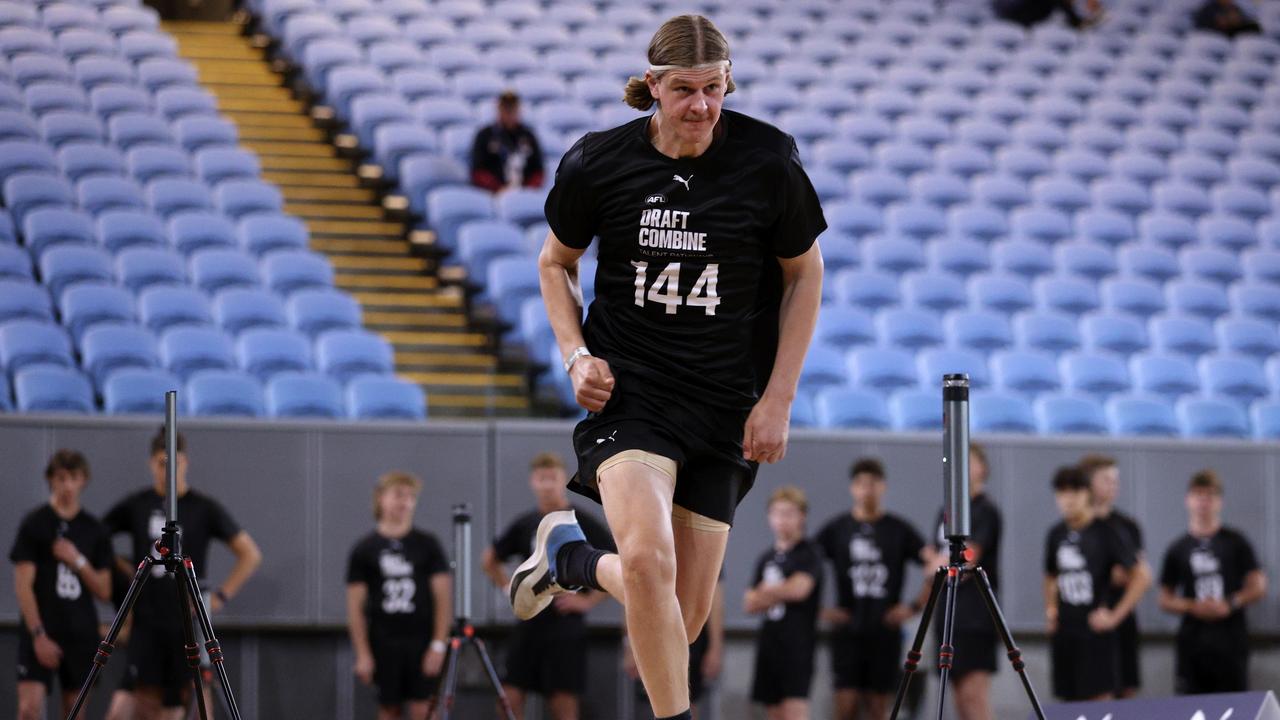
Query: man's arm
346 583 374 684
430 572 452 645
210 531 261 611
1158 584 1194 616
1233 569 1267 610
1043 575 1058 632
14 563 43 635
1107 560 1151 624
481 547 509 590
744 245 823 464
52 537 111 601
539 232 613 412
752 572 816 605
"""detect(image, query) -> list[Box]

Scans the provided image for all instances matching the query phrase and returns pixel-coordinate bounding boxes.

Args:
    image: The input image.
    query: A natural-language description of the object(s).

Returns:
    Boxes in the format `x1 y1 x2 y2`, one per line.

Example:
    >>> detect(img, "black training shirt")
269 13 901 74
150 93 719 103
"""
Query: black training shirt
751 539 823 645
932 492 1002 633
544 109 827 409
347 528 449 638
1160 527 1259 638
9 505 113 639
491 505 615 623
816 513 926 633
1043 519 1136 634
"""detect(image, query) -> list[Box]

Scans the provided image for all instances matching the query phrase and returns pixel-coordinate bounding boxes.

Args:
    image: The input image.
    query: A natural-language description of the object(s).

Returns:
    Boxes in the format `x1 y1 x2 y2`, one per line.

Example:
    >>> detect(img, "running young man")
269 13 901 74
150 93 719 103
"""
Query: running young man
816 458 929 720
1079 454 1148 698
346 471 451 720
104 428 262 720
927 443 1001 720
508 14 825 720
745 486 822 720
10 450 112 720
1158 470 1267 694
483 453 614 720
1043 466 1149 702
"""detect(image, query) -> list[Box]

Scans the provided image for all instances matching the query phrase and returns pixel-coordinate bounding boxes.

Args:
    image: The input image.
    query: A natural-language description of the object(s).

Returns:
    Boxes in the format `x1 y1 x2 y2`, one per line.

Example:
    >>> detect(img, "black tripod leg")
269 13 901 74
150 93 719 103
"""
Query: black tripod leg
65 556 156 720
972 567 1046 720
468 635 517 720
890 566 947 720
175 563 211 720
179 558 244 720
438 636 463 720
934 566 961 720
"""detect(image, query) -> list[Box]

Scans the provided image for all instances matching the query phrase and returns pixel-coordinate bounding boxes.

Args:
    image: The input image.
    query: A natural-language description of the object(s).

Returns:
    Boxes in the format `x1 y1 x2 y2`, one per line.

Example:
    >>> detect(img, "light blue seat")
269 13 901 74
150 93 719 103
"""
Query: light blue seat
1035 394 1108 435
800 344 849 389
487 256 540 324
1106 395 1178 436
495 189 549 230
213 288 287 335
1181 246 1242 285
426 186 495 252
847 347 918 391
911 172 971 208
1217 317 1280 359
1032 175 1091 212
286 288 361 337
1082 313 1148 355
1199 354 1268 403
926 238 989 278
813 309 875 349
993 349 1061 393
315 329 394 383
902 271 967 312
262 250 333 296
137 58 199 93
194 147 260 185
1132 353 1200 396
1249 400 1280 440
238 214 308 256
58 143 125 184
190 248 261 294
0 246 32 281
1076 210 1135 246
169 211 237 255
138 285 213 333
1101 277 1165 317
266 371 344 418
116 246 184 293
60 284 135 341
863 237 926 274
825 201 883 236
1242 248 1280 284
948 204 1008 241
159 325 233 380
918 347 990 388
833 270 898 309
850 170 910 207
877 308 943 350
347 375 427 420
1230 283 1280 322
814 386 890 429
1092 178 1152 216
1062 352 1131 395
21 208 95 258
351 94 416 150
1177 397 1250 438
103 368 180 414
0 113 42 144
4 173 74 227
129 145 192 184
1150 314 1216 357
214 179 283 219
946 310 1013 351
80 323 159 390
1010 205 1071 243
39 245 112 298
400 156 468 216
183 368 265 416
1117 243 1179 282
236 327 312 380
993 239 1054 278
457 220 526 285
147 179 213 219
107 112 173 151
12 364 93 413
0 280 53 323
997 145 1053 179
970 392 1036 434
24 82 89 116
970 274 1033 314
118 31 178 64
1199 214 1256 252
1035 275 1100 315
890 389 941 431
1056 242 1116 280
77 176 145 217
1167 280 1230 319
174 115 239 153
39 111 104 148
1154 180 1213 218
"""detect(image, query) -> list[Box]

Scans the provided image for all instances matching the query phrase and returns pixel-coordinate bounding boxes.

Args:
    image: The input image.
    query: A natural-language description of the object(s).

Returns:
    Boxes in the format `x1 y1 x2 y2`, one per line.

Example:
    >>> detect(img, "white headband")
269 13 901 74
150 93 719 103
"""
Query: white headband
647 60 731 74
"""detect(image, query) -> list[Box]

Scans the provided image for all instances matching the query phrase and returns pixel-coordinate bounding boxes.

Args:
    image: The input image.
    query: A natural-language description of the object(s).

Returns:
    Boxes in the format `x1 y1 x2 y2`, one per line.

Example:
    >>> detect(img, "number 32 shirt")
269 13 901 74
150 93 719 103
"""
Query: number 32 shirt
347 529 449 638
544 109 827 411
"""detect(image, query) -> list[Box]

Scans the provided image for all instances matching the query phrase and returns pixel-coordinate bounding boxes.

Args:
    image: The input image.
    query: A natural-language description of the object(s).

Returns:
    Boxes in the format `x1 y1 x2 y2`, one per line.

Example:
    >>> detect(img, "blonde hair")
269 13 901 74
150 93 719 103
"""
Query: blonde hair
529 451 565 472
372 470 423 520
624 14 735 110
768 485 808 515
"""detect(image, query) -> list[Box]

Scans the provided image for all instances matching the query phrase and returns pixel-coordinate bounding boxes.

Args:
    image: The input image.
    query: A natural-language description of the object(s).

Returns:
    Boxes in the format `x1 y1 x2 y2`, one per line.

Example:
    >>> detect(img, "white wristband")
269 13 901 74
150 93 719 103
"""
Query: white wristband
74 555 87 571
430 640 447 653
563 346 591 373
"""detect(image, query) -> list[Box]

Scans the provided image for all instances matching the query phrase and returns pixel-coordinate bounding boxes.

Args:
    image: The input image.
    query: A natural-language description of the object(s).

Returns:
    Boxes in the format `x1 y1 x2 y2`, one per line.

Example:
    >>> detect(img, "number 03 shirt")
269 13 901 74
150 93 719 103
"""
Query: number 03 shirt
1043 520 1136 635
544 110 827 410
347 529 449 638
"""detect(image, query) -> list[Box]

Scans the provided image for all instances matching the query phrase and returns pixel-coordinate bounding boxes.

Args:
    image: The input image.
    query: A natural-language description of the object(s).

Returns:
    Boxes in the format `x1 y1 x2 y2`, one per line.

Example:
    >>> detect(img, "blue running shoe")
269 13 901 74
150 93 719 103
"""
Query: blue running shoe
508 509 586 620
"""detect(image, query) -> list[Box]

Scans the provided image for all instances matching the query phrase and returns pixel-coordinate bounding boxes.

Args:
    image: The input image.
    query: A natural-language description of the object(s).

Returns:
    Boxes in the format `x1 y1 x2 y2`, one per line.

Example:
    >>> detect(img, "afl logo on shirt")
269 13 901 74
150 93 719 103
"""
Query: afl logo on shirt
646 194 666 204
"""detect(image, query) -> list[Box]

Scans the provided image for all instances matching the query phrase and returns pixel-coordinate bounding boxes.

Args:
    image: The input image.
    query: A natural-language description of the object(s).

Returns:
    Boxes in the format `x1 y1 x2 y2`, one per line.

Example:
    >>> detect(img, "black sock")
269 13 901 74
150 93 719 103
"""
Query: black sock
656 711 692 720
555 541 608 592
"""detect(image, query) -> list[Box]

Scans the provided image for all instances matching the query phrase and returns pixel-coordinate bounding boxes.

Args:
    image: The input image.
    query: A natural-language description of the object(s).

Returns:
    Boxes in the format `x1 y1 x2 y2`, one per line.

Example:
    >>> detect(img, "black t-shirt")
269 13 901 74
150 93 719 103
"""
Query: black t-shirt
544 110 827 409
1043 519 1136 634
104 488 241 625
491 505 614 623
751 539 823 645
1160 527 1260 638
346 528 450 638
471 122 545 187
816 512 925 633
9 505 113 639
932 493 1003 633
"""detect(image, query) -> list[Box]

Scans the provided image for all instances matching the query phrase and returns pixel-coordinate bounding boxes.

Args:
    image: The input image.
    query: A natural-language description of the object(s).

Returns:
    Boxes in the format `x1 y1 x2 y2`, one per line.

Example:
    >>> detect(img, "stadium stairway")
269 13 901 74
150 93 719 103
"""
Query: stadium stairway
162 18 534 417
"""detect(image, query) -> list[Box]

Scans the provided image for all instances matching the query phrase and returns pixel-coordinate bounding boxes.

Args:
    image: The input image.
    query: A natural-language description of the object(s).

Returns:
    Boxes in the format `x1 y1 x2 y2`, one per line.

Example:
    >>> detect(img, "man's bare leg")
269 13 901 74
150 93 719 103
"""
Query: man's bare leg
502 686 526 720
952 671 992 720
834 689 860 720
672 521 728 643
547 691 579 720
105 689 136 720
17 681 44 720
595 461 688 717
864 692 889 719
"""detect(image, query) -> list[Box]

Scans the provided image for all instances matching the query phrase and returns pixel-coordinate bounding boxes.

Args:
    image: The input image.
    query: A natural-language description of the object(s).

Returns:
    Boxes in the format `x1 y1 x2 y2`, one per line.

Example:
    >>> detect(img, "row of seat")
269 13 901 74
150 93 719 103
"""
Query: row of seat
0 365 425 420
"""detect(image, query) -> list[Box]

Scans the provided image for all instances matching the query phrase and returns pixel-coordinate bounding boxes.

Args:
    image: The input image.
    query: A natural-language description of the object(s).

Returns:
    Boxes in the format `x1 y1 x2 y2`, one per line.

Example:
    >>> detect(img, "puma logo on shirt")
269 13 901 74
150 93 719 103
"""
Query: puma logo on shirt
673 174 693 190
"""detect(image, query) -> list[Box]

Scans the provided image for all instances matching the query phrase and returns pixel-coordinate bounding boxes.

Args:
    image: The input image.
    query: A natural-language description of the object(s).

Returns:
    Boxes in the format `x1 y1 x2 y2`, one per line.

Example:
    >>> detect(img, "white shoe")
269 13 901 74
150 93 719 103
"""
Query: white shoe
507 509 586 620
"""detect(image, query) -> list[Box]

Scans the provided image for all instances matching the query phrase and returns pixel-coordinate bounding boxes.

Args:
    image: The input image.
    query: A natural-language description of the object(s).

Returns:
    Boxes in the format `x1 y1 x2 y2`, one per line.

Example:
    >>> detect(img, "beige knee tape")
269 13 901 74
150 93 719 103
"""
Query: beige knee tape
596 448 677 482
671 504 730 534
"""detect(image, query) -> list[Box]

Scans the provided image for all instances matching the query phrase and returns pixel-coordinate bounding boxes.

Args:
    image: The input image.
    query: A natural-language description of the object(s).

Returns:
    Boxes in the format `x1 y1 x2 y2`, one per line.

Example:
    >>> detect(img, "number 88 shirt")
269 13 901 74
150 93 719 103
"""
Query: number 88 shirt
545 110 826 526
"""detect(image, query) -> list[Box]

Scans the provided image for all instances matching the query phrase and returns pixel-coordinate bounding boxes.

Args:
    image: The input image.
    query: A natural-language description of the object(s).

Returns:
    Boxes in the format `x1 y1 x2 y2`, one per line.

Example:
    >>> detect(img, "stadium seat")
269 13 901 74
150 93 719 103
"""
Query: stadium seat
186 369 265 417
213 288 286 335
864 237 927 274
1101 277 1165 317
826 201 883 236
21 207 95 259
889 389 942 431
107 112 173 150
877 308 943 350
4 173 73 226
1106 395 1179 436
160 326 235 380
847 347 918 391
103 368 180 414
138 285 213 333
1132 353 1201 397
1230 283 1280 322
1056 242 1117 280
130 145 191 184
1091 178 1153 216
190 248 261 294
148 179 213 219
0 280 53 323
0 246 32 282
1167 280 1230 319
80 323 159 390
315 329 394 383
60 284 135 341
286 288 361 337
487 256 541 324
970 274 1034 313
1036 275 1100 315
1199 214 1256 252
902 272 967 312
946 310 1013 351
236 327 313 380
174 116 238 153
800 345 848 389
1217 318 1280 359
1035 395 1108 435
1177 397 1250 439
1250 400 1280 440
235 214 307 257
40 111 104 148
77 176 146 216
168 211 236 255
1082 314 1149 354
399 156 467 216
814 386 891 429
155 87 218 121
39 245 112 299
813 310 875 349
194 148 260 185
261 250 333 296
1117 243 1179 282
927 238 990 278
347 375 427 420
457 221 526 285
970 392 1036 434
834 270 899 309
1062 352 1131 395
1199 354 1269 403
1010 206 1071 243
265 371 344 418
917 347 990 389
214 180 283 219
12 365 94 413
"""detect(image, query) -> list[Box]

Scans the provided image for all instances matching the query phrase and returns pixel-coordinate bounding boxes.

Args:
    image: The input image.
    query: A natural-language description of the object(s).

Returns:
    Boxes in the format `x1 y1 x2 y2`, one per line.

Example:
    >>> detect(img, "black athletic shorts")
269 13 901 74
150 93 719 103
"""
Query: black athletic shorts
503 613 587 695
126 619 191 707
569 369 758 527
1115 614 1140 690
1051 630 1119 701
751 634 815 706
949 630 998 678
1175 627 1248 695
17 627 97 693
831 627 902 693
371 635 436 707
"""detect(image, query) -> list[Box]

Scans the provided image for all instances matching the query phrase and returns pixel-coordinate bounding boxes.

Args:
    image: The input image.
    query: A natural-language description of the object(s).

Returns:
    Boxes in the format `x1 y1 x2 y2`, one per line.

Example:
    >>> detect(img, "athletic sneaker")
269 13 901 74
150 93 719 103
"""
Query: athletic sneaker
508 509 585 620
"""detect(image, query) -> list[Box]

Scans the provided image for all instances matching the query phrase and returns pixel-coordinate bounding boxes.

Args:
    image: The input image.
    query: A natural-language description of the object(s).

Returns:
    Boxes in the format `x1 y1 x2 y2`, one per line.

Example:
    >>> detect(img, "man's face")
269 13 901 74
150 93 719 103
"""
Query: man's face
529 467 566 507
1090 465 1119 506
49 469 87 505
850 473 884 512
1054 487 1091 521
379 484 418 525
767 499 805 541
648 66 727 147
498 104 520 129
149 451 188 495
1186 487 1222 523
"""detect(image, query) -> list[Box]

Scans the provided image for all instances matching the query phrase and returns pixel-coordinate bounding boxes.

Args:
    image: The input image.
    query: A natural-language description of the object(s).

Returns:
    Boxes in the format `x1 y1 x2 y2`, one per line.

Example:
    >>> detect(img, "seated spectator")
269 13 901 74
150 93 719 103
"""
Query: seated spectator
1194 0 1262 37
994 0 1103 28
470 91 545 192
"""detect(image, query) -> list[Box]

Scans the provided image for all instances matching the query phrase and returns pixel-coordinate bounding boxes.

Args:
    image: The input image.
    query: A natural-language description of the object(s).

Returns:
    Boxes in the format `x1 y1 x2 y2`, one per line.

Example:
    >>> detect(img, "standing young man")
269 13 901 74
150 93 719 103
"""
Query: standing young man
927 443 1001 720
507 13 825 720
745 486 822 720
1158 470 1268 694
816 458 929 720
11 450 112 720
483 452 614 720
1043 466 1149 702
346 471 452 720
104 429 262 720
1079 454 1148 697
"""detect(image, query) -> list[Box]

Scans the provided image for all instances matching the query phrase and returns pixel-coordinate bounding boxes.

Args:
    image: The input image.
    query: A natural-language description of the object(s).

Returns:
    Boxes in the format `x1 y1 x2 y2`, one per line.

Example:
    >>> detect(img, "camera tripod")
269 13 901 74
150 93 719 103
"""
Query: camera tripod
66 392 242 720
429 503 517 720
889 375 1045 720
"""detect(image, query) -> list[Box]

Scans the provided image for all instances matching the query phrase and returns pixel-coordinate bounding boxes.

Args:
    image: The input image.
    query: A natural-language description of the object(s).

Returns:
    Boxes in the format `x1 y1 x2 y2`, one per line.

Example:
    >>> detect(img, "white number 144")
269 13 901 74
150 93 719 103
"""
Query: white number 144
631 261 721 315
